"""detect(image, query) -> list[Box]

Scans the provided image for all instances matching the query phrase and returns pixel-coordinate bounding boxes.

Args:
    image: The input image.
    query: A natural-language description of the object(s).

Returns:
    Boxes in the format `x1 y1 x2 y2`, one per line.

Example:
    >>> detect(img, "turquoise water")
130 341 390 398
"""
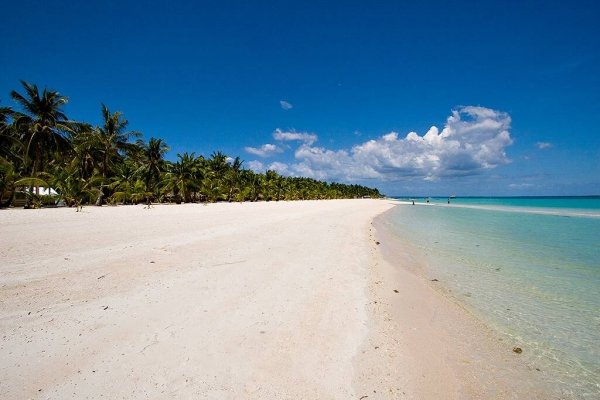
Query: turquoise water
401 196 600 218
386 197 600 398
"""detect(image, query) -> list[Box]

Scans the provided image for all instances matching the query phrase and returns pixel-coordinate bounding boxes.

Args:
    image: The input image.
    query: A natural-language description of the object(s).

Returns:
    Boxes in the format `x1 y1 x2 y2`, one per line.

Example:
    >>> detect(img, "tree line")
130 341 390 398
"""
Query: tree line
0 81 381 208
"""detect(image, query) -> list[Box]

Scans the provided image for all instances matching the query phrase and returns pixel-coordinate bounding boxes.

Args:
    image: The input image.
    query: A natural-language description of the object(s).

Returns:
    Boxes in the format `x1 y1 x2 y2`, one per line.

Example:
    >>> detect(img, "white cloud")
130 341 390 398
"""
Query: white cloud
247 160 291 174
244 143 282 157
536 141 553 149
279 100 293 110
273 129 318 145
267 161 290 174
247 160 265 172
262 106 513 182
509 183 535 189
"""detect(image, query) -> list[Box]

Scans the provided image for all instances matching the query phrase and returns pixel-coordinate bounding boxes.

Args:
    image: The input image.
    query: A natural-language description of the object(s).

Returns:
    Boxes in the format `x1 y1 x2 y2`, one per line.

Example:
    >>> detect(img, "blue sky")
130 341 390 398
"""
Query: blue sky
1 0 599 196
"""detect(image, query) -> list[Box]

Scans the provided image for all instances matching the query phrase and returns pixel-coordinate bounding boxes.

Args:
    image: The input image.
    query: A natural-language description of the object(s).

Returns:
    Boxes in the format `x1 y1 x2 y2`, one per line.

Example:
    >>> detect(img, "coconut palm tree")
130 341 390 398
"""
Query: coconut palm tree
137 137 169 199
0 106 19 163
0 105 21 207
10 81 72 177
200 151 229 202
70 122 98 181
225 156 243 202
208 151 228 181
46 162 98 209
162 152 200 203
74 104 140 205
0 156 16 207
94 104 140 178
0 105 11 130
263 169 282 201
274 174 288 201
3 81 384 207
105 161 138 204
247 170 264 201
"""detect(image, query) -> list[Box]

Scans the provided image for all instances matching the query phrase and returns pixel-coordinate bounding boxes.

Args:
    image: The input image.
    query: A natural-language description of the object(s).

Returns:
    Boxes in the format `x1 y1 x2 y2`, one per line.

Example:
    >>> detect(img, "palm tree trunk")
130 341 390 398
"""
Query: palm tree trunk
24 186 32 208
95 189 104 206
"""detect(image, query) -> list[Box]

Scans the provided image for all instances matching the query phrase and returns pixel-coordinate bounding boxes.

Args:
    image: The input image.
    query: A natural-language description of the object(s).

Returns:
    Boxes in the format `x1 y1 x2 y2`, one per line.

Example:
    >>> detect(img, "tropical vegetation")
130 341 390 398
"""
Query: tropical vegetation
0 81 381 208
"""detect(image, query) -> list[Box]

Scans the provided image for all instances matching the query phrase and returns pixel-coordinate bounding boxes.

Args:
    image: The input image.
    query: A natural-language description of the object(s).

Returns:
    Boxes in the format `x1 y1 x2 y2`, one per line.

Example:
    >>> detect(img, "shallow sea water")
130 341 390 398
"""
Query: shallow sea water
385 197 600 399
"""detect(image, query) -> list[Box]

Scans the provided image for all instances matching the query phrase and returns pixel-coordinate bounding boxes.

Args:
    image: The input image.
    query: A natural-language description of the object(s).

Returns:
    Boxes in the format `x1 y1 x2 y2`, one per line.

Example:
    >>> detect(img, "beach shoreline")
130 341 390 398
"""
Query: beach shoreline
363 205 557 399
0 200 550 399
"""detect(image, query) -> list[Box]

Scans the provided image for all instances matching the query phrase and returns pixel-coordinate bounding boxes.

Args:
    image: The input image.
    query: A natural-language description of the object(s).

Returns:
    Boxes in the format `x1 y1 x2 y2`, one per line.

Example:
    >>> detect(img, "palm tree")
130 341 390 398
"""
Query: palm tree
106 161 138 204
95 104 140 178
137 137 168 200
162 152 200 203
274 174 287 201
263 169 281 201
201 151 229 202
225 156 243 202
0 105 11 130
3 81 384 207
208 151 228 180
0 106 19 163
70 122 97 181
74 104 140 205
0 105 21 207
46 161 98 209
246 170 264 202
11 81 72 177
0 156 16 207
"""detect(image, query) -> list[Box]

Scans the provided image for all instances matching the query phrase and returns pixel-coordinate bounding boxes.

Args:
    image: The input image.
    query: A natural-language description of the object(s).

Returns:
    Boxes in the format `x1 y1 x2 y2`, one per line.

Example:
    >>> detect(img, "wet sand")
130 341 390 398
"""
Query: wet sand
354 210 551 399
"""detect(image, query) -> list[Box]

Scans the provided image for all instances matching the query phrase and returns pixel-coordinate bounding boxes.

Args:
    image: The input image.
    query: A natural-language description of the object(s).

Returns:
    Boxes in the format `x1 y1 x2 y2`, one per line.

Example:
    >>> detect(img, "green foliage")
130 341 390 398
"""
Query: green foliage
0 157 16 207
10 81 73 177
2 81 382 208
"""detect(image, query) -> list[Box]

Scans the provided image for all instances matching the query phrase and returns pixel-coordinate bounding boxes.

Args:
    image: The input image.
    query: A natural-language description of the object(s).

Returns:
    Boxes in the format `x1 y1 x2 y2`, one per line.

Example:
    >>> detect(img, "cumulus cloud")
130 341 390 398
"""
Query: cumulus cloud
292 146 357 180
247 160 265 172
264 106 514 182
536 141 553 149
246 160 291 174
273 129 318 145
267 161 290 174
279 100 293 110
244 143 282 157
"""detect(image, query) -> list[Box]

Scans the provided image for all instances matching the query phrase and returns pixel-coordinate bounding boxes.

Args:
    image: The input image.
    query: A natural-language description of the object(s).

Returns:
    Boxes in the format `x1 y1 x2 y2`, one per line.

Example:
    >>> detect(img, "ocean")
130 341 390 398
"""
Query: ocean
385 196 600 399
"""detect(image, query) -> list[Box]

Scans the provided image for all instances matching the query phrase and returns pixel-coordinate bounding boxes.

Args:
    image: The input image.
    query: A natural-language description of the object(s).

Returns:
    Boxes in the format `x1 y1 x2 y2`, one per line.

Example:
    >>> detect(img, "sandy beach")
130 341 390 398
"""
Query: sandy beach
1 200 547 399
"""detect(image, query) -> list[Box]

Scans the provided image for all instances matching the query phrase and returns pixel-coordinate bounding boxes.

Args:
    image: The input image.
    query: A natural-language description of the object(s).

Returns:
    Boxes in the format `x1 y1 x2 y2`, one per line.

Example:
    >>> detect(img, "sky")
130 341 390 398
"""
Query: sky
1 0 599 196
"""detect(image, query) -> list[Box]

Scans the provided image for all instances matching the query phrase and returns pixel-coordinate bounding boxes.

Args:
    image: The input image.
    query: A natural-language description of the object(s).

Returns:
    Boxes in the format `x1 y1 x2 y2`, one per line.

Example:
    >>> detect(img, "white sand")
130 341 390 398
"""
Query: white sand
0 200 547 399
